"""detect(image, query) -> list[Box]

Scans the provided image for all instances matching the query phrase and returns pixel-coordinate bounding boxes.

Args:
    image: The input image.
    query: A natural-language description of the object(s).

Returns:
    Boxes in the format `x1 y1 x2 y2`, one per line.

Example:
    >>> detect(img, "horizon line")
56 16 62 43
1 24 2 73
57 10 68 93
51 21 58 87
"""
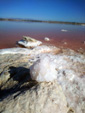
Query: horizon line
0 18 85 26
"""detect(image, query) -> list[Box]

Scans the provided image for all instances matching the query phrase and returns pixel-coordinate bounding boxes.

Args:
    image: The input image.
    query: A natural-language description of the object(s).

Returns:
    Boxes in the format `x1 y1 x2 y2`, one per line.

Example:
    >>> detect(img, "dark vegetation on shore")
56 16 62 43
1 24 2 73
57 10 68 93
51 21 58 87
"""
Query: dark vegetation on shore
0 18 85 26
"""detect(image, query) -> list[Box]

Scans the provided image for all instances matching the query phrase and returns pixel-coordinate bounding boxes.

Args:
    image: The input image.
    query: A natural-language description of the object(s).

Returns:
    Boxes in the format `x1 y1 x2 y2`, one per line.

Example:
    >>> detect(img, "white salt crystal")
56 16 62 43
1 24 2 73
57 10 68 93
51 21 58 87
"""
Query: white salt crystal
18 40 42 47
30 55 57 82
44 37 50 41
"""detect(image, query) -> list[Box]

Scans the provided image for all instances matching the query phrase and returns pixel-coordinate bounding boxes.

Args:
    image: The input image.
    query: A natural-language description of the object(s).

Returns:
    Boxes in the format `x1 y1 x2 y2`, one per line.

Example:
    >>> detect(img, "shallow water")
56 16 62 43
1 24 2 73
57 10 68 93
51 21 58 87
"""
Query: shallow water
0 21 85 50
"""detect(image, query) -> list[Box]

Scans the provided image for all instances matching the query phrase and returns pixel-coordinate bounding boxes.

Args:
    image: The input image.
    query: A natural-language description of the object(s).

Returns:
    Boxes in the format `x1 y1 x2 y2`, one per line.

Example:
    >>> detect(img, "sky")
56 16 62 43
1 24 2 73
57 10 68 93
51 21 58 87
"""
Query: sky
0 0 85 23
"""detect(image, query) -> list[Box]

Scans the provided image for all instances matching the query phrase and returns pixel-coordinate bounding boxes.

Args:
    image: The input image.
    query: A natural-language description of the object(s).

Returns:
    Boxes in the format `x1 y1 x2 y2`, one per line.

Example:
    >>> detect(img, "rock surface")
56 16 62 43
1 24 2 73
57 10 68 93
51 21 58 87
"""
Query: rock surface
18 36 42 48
0 44 85 113
0 81 68 113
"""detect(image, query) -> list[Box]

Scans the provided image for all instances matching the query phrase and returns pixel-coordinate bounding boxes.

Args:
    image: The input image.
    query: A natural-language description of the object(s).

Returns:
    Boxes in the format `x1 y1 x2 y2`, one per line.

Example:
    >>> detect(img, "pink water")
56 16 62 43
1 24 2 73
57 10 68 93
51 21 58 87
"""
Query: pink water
0 21 85 50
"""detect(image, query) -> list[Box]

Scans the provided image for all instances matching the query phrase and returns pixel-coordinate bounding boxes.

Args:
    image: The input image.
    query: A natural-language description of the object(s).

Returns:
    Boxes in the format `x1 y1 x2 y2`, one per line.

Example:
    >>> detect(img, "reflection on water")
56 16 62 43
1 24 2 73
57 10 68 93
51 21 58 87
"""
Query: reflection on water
0 21 85 50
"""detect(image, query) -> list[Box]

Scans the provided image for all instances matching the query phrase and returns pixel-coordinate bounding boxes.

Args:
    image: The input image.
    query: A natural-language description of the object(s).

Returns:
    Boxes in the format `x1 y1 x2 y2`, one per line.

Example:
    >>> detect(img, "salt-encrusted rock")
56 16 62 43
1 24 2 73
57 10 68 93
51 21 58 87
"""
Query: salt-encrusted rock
0 45 85 113
18 36 42 48
0 45 60 89
0 81 68 113
0 45 60 56
31 45 61 56
44 37 50 41
30 53 85 113
0 48 31 55
30 55 57 82
23 36 39 42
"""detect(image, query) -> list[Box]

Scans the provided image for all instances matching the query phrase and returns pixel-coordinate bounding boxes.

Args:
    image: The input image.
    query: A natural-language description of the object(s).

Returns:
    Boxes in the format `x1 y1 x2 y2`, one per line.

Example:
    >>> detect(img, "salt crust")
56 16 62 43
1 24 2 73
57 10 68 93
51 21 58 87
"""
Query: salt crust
18 40 42 47
44 37 50 41
30 55 57 82
0 48 31 54
30 54 85 113
0 41 85 113
0 45 57 55
30 54 85 82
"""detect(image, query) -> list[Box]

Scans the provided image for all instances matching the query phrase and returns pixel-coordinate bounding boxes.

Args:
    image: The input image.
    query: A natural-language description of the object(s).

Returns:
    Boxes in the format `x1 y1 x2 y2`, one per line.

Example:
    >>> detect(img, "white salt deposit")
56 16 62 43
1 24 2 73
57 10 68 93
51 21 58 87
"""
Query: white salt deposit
30 53 85 112
18 40 42 47
0 42 85 112
30 55 57 82
44 37 50 41
0 48 31 55
31 45 58 56
30 53 85 83
0 45 58 56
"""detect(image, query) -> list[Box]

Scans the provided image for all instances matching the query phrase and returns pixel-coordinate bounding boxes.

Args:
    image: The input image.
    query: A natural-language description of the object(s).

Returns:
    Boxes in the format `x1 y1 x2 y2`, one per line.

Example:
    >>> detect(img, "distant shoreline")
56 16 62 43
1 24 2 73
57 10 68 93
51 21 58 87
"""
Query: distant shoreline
0 18 85 26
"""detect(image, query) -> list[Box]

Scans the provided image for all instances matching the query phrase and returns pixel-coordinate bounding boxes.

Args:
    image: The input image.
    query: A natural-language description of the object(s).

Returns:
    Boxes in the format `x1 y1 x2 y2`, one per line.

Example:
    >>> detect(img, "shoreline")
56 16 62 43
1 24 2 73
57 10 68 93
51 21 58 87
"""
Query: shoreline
0 18 85 26
0 42 85 55
0 39 85 52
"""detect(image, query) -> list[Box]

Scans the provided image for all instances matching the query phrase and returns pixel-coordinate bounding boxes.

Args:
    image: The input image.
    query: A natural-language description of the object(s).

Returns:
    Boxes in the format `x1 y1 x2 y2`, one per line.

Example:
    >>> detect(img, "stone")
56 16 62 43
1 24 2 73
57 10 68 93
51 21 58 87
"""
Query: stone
0 81 68 113
44 37 50 41
18 36 42 48
23 36 39 42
